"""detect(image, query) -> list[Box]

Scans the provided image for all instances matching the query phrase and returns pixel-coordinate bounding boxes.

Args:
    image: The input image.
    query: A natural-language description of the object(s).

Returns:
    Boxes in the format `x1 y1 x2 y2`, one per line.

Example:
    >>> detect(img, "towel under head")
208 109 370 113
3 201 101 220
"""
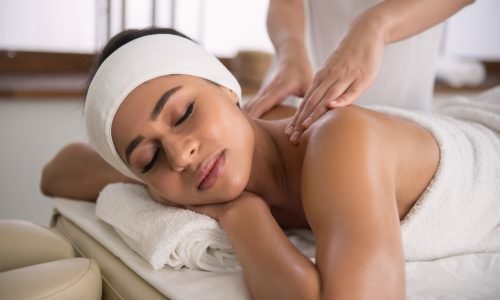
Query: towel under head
96 183 239 272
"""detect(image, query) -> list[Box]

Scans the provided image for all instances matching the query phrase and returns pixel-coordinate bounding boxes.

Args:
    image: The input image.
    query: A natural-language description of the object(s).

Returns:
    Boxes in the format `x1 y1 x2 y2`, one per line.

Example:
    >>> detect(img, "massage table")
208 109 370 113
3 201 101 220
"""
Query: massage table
50 197 500 300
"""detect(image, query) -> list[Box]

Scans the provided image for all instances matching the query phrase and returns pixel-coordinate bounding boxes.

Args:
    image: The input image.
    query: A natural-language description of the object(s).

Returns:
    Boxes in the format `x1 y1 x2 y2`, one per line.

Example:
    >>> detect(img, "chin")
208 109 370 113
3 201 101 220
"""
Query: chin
220 173 248 201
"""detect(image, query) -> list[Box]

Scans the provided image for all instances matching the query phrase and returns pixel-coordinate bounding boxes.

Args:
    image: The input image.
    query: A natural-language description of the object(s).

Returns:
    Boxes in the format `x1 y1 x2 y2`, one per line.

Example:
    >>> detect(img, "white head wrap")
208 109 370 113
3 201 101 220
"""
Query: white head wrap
84 34 241 180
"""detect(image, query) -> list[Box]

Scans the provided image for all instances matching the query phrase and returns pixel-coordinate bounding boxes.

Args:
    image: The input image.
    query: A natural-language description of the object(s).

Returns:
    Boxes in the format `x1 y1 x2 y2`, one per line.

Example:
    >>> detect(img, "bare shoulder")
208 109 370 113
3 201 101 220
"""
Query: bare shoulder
300 105 397 210
303 105 390 159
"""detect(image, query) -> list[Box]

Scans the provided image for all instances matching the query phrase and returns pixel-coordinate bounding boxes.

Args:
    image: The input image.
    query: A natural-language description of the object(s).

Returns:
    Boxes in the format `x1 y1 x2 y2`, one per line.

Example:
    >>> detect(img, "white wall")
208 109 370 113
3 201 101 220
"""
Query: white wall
443 0 500 60
0 98 86 225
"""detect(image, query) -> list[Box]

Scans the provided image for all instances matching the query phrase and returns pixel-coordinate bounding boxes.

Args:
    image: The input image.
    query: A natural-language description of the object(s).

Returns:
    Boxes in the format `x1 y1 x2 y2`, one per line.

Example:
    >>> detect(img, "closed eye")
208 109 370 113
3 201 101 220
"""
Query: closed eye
140 100 194 173
175 101 194 126
141 148 160 173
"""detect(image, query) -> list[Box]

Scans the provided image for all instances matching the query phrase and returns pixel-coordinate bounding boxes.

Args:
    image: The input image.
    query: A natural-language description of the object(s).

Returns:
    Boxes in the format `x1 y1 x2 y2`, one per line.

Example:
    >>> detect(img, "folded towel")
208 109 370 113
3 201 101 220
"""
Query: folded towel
96 183 239 272
371 86 500 261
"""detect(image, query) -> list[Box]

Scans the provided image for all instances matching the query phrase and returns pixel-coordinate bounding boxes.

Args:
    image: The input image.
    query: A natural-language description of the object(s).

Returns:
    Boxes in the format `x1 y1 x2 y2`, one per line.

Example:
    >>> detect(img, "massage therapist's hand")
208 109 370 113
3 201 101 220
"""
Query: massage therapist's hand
244 46 313 118
187 192 269 223
286 20 385 144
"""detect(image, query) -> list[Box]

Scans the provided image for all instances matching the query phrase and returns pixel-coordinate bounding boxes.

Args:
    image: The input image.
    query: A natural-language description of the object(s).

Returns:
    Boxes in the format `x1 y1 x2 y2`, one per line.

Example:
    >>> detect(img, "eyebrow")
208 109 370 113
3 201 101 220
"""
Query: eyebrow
124 85 183 164
125 135 145 164
151 85 183 121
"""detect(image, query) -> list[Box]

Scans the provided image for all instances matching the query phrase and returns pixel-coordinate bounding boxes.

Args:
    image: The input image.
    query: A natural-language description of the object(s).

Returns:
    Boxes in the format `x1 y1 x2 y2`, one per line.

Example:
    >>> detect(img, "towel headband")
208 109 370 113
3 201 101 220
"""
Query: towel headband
84 34 241 180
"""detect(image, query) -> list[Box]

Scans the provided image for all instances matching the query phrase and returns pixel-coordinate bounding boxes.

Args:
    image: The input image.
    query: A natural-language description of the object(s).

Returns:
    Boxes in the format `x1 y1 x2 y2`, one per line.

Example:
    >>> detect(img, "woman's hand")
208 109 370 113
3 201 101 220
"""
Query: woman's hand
244 47 313 119
146 188 268 223
285 18 385 144
187 192 269 222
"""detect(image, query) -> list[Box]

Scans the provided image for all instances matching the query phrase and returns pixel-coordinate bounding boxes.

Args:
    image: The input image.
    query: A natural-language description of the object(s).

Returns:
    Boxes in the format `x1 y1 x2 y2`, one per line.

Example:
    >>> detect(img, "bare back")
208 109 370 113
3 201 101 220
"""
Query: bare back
350 106 440 220
262 105 440 227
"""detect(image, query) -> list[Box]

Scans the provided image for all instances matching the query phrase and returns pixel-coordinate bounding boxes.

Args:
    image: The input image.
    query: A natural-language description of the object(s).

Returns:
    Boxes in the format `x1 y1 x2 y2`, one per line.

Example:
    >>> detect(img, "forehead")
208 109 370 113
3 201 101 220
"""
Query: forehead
116 74 204 117
110 75 214 155
111 76 177 153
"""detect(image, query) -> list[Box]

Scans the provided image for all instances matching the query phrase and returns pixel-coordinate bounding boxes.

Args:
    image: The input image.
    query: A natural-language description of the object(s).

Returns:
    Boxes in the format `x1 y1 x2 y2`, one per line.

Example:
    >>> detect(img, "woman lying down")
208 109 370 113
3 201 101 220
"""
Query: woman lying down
41 28 500 299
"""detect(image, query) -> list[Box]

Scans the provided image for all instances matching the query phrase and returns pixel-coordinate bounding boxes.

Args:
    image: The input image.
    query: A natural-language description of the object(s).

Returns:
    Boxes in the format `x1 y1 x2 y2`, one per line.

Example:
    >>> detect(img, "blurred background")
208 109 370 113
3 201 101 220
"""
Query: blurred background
1 0 499 225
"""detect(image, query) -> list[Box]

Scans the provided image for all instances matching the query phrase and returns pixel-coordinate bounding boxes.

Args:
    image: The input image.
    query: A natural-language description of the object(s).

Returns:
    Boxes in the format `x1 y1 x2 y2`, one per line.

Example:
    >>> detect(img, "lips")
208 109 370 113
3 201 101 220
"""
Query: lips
196 151 225 190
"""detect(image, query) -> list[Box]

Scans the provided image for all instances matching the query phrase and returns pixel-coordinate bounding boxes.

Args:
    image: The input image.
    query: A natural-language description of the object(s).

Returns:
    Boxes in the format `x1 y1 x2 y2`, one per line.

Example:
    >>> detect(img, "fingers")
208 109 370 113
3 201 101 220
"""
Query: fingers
284 89 310 135
285 78 367 144
244 64 312 118
244 86 289 118
286 77 355 143
327 80 364 109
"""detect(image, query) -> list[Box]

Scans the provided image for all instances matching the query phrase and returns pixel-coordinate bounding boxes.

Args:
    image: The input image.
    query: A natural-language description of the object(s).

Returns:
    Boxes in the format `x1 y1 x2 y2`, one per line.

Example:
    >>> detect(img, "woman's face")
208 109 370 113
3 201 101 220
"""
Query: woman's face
112 75 254 206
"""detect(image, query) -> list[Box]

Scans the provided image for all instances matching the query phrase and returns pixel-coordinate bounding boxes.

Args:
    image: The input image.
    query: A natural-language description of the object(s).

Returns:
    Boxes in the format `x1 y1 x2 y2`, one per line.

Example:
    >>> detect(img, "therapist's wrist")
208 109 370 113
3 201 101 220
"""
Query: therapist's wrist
275 38 309 65
341 5 391 45
353 5 393 45
276 42 312 79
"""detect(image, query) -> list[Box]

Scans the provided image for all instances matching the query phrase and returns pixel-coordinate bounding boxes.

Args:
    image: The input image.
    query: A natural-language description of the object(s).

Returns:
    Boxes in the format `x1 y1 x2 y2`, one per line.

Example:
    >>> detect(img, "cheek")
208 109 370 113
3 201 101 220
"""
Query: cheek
220 115 255 199
200 104 246 144
147 172 186 204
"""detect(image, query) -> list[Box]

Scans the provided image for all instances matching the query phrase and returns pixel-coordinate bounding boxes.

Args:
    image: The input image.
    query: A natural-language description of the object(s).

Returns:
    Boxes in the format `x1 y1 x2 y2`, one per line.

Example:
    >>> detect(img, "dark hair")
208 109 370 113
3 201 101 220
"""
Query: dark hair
87 27 194 90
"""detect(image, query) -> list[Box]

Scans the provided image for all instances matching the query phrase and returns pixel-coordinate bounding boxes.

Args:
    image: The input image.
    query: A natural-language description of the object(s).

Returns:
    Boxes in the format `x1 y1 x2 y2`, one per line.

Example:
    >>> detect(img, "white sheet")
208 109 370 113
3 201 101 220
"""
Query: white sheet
52 198 500 299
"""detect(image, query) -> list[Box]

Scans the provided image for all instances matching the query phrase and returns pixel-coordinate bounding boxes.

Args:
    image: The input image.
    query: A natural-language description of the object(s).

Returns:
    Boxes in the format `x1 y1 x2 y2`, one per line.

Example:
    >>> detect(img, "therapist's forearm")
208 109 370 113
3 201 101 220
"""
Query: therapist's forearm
267 0 308 62
355 0 474 45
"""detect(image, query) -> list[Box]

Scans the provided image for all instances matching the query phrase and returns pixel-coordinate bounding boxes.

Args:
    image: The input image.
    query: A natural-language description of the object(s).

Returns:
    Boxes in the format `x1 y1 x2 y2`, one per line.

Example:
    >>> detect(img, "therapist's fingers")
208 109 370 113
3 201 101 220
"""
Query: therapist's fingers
285 72 334 132
244 84 292 118
284 77 328 137
287 77 355 143
327 79 365 109
291 80 363 145
299 77 355 127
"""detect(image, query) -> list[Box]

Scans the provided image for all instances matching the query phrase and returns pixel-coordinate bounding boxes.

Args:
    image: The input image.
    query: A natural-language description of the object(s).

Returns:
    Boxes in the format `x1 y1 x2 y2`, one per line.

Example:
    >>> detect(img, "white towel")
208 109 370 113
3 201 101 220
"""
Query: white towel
371 86 500 261
436 55 486 88
96 183 239 272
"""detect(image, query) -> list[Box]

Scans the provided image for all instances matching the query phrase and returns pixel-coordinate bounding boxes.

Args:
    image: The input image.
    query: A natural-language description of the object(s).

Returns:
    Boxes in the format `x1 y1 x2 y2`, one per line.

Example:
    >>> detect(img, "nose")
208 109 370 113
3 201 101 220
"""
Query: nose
163 136 199 172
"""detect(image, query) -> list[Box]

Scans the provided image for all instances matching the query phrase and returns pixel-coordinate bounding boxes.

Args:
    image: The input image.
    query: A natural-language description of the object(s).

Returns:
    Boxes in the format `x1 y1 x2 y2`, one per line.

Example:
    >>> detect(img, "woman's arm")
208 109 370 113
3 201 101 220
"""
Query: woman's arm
301 108 405 299
192 193 319 300
40 143 139 201
194 108 404 299
198 108 404 299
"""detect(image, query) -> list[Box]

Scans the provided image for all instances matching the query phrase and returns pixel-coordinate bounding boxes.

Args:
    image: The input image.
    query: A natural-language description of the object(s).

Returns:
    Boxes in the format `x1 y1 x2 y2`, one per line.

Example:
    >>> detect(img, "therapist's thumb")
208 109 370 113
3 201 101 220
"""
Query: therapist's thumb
244 94 277 118
244 88 292 118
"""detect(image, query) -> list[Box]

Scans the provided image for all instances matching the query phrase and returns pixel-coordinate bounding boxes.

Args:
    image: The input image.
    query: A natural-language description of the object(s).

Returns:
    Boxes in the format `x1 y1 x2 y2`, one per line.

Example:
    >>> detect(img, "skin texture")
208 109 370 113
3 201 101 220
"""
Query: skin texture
244 0 474 144
112 75 255 206
42 74 440 299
